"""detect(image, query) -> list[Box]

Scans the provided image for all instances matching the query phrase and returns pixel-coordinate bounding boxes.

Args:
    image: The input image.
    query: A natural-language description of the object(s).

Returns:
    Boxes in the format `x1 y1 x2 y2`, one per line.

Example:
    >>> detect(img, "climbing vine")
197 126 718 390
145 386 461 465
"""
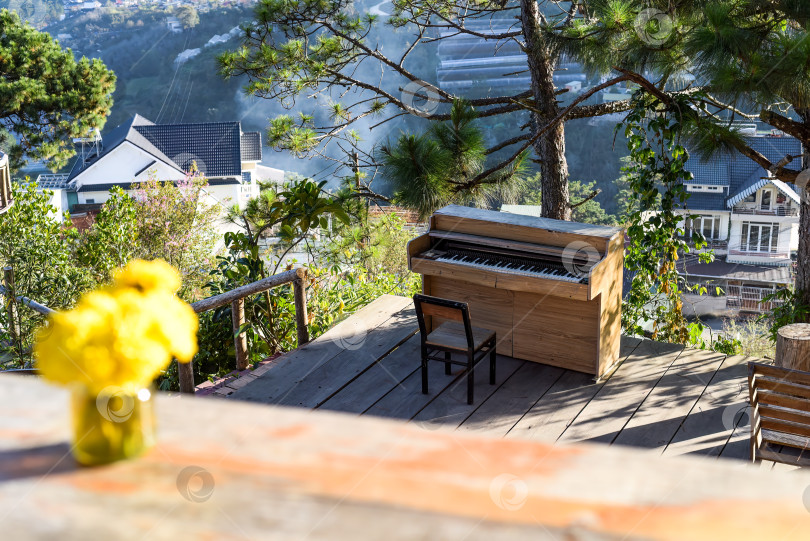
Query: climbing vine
620 95 716 344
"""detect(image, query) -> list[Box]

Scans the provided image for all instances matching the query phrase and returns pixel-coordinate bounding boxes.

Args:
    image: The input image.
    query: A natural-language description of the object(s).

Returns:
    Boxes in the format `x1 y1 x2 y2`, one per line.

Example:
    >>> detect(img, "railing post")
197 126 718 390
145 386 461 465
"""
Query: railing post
232 298 249 371
293 268 309 346
177 360 195 394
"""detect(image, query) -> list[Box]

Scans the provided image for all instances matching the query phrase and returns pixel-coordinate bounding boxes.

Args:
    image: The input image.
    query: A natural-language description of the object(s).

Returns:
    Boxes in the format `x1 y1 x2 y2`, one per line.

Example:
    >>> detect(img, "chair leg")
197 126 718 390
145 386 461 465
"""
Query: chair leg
489 343 496 385
445 351 451 375
421 346 429 395
467 351 474 405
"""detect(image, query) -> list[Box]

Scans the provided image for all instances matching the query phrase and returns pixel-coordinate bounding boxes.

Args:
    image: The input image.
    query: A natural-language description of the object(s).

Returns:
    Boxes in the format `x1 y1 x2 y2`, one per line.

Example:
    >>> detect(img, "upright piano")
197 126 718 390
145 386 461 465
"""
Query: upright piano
407 205 625 378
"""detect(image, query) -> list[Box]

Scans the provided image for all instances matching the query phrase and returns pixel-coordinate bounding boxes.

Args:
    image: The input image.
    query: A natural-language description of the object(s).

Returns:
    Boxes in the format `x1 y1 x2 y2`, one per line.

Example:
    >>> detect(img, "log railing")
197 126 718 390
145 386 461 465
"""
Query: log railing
0 152 11 214
185 267 309 394
0 266 310 394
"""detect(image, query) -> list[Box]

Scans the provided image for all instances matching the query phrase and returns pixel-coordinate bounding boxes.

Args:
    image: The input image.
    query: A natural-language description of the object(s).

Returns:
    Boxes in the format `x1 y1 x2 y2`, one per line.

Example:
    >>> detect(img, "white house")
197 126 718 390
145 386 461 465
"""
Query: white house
35 114 284 221
676 127 802 312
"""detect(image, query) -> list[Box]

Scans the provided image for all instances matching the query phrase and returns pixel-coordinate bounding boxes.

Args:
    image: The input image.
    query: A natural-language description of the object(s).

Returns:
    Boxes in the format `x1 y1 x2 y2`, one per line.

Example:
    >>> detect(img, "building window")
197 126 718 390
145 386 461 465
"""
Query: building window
86 198 95 204
685 215 721 240
740 222 779 253
744 192 756 203
760 188 773 210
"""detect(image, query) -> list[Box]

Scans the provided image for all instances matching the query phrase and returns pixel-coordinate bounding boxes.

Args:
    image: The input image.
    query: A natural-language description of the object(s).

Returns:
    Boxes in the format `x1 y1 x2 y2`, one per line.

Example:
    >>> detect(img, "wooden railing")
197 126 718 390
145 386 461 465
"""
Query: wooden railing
0 266 309 394
185 267 309 393
0 153 12 214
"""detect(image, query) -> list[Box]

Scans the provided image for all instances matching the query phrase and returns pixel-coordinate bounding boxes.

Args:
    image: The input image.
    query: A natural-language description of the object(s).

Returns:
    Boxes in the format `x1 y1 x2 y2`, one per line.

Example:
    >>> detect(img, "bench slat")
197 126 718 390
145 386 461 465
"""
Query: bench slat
760 428 810 450
761 417 810 440
760 404 810 427
752 376 810 401
756 389 810 413
750 361 810 387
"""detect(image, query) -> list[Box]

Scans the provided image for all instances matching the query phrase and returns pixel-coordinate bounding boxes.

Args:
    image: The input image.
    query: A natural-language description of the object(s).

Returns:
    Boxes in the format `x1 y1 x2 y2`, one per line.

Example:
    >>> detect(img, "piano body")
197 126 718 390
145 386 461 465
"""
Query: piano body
407 205 625 378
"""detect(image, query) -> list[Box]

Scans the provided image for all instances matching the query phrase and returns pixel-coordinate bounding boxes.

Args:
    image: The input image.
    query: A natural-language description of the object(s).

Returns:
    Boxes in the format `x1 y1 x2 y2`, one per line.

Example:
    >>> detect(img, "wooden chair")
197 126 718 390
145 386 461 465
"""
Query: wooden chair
413 294 496 405
748 361 810 466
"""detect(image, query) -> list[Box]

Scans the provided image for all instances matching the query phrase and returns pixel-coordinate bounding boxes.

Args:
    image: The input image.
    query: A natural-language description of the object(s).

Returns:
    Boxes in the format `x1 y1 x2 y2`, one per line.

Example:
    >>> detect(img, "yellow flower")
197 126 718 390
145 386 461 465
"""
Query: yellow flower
35 259 198 393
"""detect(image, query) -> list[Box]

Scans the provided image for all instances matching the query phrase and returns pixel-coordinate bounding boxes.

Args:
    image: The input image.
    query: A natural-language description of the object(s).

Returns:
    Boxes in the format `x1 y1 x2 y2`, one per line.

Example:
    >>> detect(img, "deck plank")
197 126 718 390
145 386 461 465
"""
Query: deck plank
318 334 422 414
231 295 413 404
558 338 683 445
275 306 417 408
362 351 468 420
455 362 564 437
410 355 525 430
611 347 727 451
506 336 643 443
663 354 750 458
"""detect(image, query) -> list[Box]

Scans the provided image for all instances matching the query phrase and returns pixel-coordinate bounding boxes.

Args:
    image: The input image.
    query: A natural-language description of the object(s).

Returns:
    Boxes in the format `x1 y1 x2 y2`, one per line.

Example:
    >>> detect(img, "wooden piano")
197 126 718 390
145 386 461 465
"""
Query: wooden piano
407 205 625 378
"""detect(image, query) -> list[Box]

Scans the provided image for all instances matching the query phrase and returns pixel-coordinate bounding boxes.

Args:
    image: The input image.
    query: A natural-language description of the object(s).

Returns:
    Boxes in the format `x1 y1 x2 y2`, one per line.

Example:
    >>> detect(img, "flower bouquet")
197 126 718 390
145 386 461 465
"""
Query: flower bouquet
35 259 198 466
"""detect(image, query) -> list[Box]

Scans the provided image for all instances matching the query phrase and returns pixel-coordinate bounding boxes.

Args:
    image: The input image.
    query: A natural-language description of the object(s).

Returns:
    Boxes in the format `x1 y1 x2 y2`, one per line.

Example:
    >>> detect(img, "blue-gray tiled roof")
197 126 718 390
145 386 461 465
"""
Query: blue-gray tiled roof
68 115 259 182
679 133 803 212
240 132 262 161
134 122 242 177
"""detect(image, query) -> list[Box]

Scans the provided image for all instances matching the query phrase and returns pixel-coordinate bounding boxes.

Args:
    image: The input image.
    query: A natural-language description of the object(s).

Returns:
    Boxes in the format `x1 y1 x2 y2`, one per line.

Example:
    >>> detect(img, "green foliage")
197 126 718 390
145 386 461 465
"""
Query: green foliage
175 5 199 29
379 100 528 219
519 173 617 225
0 182 91 367
0 9 115 170
130 172 220 298
683 321 742 355
620 94 713 344
723 317 775 359
76 186 137 285
760 288 810 344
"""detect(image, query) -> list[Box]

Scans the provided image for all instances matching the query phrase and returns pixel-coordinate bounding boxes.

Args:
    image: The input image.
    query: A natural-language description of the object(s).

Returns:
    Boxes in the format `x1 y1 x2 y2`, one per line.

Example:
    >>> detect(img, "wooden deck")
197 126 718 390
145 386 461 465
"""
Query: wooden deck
219 295 756 462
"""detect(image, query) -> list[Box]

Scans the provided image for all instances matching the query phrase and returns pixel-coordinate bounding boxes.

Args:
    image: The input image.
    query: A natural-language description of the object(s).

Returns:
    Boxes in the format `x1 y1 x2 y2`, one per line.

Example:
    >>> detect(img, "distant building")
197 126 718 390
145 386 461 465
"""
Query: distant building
34 114 283 221
675 126 802 313
435 20 586 94
166 16 183 33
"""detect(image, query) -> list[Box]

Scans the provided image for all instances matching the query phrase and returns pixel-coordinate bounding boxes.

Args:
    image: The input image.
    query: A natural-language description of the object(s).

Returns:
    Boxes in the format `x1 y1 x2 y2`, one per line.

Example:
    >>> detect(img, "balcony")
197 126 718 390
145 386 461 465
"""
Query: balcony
732 205 798 217
728 249 791 259
683 238 728 251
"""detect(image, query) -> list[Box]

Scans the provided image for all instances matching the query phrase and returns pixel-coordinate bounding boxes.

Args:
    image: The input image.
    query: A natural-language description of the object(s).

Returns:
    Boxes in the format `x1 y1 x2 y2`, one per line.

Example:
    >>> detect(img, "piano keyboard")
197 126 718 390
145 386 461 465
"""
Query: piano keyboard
434 248 587 283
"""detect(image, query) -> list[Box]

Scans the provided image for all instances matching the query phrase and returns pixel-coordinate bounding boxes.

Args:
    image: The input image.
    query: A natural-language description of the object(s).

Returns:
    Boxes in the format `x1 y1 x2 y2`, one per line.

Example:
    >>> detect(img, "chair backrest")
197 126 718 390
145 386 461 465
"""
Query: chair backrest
748 361 810 449
413 294 474 349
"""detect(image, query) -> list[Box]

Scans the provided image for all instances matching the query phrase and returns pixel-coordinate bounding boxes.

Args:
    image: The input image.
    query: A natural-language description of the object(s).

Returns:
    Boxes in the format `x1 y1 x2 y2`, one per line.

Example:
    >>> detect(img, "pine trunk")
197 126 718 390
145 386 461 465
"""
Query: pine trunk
794 113 810 319
797 195 810 318
520 0 570 221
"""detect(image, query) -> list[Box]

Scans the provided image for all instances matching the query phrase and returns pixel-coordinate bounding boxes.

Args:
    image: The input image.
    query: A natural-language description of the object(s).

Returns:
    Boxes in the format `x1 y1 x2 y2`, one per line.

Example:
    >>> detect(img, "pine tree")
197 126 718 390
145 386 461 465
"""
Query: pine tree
0 9 115 170
219 0 635 220
560 1 810 313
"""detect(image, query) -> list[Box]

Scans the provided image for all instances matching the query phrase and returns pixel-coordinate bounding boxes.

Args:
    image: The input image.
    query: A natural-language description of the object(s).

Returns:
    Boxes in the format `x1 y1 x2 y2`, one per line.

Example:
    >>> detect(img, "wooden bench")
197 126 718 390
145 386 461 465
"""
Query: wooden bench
749 361 810 466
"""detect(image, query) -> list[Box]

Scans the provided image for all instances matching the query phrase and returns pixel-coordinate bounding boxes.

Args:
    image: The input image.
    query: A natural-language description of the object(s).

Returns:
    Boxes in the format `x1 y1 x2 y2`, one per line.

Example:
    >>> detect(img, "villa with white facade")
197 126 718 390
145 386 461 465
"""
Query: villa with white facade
677 128 802 313
35 114 284 221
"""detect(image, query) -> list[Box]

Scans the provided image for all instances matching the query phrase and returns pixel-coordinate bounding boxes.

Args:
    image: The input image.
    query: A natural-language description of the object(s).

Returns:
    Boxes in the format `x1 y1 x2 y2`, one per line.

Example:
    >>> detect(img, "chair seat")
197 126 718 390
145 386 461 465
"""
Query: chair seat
425 321 495 351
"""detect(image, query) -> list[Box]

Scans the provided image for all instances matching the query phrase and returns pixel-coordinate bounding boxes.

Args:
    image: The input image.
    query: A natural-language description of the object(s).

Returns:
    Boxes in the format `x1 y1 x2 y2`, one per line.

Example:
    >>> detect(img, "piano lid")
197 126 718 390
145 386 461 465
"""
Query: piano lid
432 205 623 239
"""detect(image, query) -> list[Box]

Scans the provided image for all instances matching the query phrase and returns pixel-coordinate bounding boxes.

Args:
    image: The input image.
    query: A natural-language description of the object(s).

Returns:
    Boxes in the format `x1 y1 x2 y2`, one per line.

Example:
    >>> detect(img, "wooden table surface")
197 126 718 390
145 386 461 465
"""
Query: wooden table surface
2 376 810 540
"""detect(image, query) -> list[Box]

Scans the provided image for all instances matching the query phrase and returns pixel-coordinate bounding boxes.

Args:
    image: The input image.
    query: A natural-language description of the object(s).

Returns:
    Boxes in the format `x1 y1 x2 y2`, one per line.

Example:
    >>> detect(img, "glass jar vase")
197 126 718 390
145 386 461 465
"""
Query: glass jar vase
70 385 156 466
